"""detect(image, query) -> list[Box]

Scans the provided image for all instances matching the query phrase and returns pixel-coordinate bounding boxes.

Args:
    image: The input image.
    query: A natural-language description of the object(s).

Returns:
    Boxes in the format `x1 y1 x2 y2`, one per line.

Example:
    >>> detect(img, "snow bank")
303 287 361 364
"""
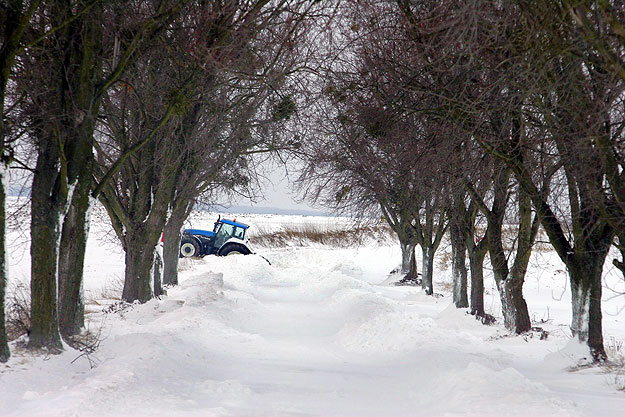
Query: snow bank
172 271 224 306
422 362 580 417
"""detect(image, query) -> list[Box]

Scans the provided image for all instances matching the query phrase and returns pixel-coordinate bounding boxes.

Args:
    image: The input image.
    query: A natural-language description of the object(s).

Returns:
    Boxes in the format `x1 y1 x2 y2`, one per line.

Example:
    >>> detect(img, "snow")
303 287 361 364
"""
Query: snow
2 209 625 416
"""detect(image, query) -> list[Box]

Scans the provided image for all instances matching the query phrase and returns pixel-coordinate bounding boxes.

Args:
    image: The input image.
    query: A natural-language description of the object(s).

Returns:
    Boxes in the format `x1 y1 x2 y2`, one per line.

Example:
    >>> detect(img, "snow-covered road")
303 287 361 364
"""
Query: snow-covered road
2 244 625 416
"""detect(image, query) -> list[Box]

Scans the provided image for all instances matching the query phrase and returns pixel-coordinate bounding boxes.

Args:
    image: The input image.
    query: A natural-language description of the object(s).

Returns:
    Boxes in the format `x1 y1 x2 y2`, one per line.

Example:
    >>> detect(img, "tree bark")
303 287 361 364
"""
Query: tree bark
162 201 192 286
495 271 531 333
56 6 101 337
58 177 92 338
0 164 9 361
421 245 435 295
486 220 532 334
408 245 418 278
153 246 163 297
567 253 610 361
495 188 537 334
468 241 487 317
112 146 176 304
29 143 64 351
162 220 181 287
400 241 417 275
450 219 468 308
122 228 156 303
457 197 487 317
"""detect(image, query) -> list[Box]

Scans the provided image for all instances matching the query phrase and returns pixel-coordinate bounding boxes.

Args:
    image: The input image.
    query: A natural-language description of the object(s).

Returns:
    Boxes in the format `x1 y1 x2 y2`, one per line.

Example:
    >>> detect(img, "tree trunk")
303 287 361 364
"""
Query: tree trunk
451 222 468 308
153 246 163 297
468 244 487 317
408 246 417 278
29 146 64 352
495 271 531 334
397 242 419 285
400 241 417 274
122 229 156 303
162 201 191 286
587 267 607 362
421 245 434 295
0 164 9 362
58 176 92 338
487 231 532 334
498 188 535 334
477 168 533 334
162 222 181 286
568 254 609 361
614 233 625 279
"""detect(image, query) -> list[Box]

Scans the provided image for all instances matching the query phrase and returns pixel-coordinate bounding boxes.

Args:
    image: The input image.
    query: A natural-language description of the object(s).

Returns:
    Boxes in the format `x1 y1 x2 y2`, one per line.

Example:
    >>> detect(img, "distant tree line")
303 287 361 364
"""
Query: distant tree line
299 0 625 362
0 0 326 362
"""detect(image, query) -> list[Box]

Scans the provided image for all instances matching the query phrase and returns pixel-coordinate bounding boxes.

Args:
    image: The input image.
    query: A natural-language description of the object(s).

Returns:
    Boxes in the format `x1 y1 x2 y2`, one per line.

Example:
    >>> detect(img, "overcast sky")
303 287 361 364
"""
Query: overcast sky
230 159 322 213
7 154 326 214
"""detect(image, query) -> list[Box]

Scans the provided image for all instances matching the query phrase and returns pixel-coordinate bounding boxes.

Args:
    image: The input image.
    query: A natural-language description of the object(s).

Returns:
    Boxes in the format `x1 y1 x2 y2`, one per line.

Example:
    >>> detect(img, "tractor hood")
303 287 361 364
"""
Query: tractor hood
184 229 216 238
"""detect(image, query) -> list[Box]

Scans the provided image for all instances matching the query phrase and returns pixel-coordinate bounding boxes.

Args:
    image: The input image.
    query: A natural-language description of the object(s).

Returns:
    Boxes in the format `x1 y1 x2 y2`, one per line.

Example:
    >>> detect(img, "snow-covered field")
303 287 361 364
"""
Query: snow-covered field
2 208 625 416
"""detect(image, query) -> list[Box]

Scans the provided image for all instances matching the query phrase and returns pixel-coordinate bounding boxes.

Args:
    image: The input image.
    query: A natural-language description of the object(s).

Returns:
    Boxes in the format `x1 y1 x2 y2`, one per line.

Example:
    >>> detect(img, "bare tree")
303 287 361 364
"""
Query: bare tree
552 1 625 282
161 0 323 288
398 0 622 356
501 0 620 358
301 0 471 298
98 0 319 302
0 0 42 362
13 0 190 350
389 0 546 331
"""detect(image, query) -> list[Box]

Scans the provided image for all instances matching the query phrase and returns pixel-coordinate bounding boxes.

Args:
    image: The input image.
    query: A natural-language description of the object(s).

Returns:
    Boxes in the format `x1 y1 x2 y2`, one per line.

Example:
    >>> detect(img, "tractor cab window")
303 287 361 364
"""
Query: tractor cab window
214 223 235 248
234 227 245 240
214 223 246 248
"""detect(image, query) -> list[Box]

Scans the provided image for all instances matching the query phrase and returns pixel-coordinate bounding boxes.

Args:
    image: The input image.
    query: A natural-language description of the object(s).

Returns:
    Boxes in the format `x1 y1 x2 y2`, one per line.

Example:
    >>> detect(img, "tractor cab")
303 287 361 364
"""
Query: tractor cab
180 216 252 258
210 218 249 253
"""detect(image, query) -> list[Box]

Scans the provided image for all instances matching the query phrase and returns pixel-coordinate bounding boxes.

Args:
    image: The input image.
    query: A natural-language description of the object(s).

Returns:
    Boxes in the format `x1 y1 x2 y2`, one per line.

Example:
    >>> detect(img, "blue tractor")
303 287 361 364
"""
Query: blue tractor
179 216 254 258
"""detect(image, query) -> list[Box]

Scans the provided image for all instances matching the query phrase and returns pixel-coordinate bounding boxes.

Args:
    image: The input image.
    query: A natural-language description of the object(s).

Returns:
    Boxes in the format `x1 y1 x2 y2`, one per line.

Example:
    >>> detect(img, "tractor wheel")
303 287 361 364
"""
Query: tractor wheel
180 236 201 258
219 243 251 256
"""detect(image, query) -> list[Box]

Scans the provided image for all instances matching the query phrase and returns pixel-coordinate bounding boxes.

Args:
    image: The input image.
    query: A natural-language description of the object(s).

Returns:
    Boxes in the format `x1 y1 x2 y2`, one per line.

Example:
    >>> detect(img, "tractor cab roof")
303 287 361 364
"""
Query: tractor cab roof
221 218 249 229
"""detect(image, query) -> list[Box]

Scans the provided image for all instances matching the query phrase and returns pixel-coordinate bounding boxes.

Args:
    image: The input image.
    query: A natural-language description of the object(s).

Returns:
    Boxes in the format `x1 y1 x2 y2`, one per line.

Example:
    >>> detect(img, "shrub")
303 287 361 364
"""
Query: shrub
6 283 31 341
248 222 394 248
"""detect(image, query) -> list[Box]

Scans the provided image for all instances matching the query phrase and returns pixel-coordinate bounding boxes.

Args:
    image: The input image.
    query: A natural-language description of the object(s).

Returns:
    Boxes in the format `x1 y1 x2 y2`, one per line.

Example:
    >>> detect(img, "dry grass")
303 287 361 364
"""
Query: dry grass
249 222 394 248
437 251 453 271
86 274 124 304
5 283 31 341
437 280 453 293
500 224 553 253
474 224 553 253
177 257 196 272
601 337 625 392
